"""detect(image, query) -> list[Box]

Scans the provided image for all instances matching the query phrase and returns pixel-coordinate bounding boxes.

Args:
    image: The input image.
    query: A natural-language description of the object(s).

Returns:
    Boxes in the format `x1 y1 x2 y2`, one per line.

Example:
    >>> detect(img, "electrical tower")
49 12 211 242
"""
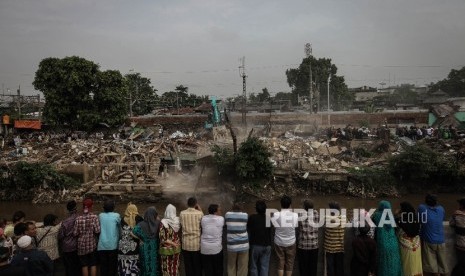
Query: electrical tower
305 43 313 113
239 56 247 125
0 85 42 120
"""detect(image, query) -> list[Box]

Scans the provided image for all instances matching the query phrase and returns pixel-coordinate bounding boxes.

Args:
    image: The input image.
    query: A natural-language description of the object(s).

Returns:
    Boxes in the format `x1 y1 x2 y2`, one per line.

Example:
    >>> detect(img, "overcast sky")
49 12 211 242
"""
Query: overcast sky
1 0 464 98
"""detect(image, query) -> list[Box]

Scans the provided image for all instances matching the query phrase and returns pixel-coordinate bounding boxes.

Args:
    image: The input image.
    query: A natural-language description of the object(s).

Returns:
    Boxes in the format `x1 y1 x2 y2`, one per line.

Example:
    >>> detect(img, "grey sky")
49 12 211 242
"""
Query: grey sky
1 0 464 98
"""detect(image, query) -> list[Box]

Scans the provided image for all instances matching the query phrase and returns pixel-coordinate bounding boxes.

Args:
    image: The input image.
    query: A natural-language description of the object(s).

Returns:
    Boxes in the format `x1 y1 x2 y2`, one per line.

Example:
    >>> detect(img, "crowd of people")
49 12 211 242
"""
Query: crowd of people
0 194 464 276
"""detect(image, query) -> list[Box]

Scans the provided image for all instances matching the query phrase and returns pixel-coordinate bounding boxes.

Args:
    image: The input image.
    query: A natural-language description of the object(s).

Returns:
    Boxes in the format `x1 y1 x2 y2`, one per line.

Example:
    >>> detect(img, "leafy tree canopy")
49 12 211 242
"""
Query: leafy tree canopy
125 72 158 116
430 66 465 97
33 56 128 129
159 85 208 109
212 137 274 191
286 56 353 110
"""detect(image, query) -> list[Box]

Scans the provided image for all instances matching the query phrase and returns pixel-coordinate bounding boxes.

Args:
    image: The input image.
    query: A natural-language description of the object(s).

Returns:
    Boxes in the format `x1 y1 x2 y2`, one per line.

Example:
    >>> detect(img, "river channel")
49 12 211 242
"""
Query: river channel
1 193 464 223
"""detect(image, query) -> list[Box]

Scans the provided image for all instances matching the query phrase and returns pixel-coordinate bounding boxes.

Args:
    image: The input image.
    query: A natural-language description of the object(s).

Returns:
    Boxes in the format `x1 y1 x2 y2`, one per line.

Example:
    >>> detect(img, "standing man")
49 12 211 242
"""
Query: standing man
418 194 448 276
58 200 80 276
180 197 203 276
450 198 465 276
74 198 100 276
98 199 121 276
200 204 224 276
225 203 249 276
273 195 298 276
247 200 271 276
297 199 320 276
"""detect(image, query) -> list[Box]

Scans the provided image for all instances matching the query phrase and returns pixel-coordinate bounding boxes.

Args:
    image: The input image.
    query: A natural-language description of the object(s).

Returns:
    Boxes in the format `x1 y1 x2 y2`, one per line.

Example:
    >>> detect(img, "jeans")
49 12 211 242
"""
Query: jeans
249 245 271 276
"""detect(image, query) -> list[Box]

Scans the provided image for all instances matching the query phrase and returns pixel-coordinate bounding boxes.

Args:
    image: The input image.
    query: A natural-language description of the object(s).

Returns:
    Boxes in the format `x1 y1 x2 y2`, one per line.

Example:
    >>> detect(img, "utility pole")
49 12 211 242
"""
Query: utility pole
305 43 313 113
327 74 331 126
17 85 21 119
239 56 247 125
128 69 134 117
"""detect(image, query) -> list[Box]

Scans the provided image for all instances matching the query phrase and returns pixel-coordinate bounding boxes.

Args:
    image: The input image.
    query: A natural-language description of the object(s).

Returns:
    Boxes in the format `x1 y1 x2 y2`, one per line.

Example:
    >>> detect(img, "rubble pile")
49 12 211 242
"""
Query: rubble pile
0 129 211 203
249 131 465 199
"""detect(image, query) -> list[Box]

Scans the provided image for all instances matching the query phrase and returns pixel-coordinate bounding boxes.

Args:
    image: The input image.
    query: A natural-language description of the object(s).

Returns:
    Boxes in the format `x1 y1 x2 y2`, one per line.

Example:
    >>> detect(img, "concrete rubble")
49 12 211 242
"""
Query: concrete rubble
0 128 211 203
1 125 464 202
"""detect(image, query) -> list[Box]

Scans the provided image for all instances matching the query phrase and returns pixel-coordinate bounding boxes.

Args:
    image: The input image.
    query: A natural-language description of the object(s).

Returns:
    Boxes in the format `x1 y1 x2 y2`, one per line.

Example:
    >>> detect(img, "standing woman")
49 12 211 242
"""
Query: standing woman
371 200 402 276
133 206 160 276
159 204 181 276
118 203 142 276
396 202 422 276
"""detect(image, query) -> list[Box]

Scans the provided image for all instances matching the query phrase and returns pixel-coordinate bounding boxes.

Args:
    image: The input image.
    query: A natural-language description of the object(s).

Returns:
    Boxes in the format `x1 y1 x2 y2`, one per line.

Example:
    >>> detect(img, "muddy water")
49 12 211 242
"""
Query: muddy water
1 193 464 223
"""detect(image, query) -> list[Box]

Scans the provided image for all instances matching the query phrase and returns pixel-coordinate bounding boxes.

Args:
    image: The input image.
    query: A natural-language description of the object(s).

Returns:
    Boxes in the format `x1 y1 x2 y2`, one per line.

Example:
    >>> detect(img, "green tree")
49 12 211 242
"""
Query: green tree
33 56 128 129
248 92 257 103
235 137 274 187
286 56 353 110
33 56 99 127
431 66 465 97
94 70 128 126
257 87 271 102
125 73 158 116
158 85 207 109
212 137 274 191
388 145 457 190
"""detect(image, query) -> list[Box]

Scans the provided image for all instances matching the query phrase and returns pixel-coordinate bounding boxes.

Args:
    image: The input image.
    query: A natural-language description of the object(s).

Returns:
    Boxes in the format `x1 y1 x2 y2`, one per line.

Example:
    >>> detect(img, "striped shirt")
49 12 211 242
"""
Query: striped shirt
225 211 249 252
324 215 346 253
180 208 203 251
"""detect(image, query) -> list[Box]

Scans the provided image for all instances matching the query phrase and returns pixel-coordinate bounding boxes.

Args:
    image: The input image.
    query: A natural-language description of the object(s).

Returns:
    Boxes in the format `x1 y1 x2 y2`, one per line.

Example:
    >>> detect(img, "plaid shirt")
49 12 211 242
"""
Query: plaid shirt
298 209 319 250
73 212 100 256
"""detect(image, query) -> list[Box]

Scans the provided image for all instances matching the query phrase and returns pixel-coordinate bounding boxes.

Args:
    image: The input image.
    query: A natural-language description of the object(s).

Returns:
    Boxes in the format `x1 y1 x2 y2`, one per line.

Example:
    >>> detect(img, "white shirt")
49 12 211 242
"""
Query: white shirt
200 215 224 255
273 209 298 247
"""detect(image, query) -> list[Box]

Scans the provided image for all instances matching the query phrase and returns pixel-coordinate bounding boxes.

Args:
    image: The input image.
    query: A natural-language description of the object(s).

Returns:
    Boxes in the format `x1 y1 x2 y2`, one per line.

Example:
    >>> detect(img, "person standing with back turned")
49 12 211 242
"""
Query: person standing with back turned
180 197 203 276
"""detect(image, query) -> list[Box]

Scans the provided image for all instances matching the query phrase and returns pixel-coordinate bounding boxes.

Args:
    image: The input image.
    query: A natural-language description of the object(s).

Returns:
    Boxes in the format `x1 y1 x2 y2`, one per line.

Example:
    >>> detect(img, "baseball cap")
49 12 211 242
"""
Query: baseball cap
83 198 93 213
17 235 32 249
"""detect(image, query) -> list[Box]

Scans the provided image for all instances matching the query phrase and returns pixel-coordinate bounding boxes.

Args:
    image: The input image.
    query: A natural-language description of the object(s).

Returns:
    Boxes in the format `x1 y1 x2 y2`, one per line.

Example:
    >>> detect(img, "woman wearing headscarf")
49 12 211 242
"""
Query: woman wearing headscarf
371 200 402 276
133 206 160 276
395 202 422 276
118 203 143 276
159 204 181 276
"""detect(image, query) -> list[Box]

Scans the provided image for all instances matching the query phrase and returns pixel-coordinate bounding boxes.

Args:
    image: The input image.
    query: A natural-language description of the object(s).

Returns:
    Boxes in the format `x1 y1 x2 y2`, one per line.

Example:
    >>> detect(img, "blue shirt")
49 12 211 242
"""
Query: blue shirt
418 204 445 244
98 212 121 250
225 211 249 252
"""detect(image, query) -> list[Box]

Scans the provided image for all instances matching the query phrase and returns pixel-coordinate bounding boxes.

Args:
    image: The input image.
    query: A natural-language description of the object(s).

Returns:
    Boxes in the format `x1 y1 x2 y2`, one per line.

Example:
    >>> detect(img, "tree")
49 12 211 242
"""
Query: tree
235 137 274 188
286 56 353 110
94 70 128 126
430 66 465 97
159 85 207 109
33 56 128 129
33 56 99 127
125 73 158 116
212 137 274 191
257 87 271 102
248 92 257 103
